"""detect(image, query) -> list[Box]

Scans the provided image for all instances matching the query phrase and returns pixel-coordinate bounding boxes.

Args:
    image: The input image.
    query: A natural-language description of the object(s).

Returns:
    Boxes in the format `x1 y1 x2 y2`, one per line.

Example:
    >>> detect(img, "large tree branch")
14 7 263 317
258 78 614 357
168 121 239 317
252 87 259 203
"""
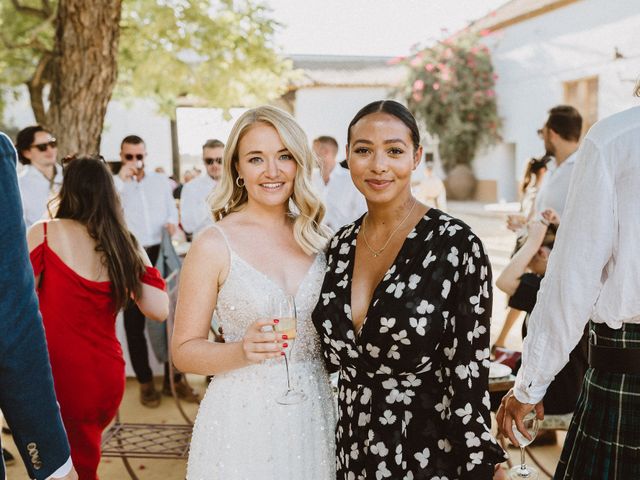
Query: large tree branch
27 53 53 125
10 0 51 19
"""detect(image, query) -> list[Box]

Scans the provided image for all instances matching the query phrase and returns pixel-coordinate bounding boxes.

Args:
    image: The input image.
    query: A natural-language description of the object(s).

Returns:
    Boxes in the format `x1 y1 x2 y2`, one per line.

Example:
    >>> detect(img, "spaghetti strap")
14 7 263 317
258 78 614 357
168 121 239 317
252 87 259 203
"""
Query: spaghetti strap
43 221 48 243
210 223 232 257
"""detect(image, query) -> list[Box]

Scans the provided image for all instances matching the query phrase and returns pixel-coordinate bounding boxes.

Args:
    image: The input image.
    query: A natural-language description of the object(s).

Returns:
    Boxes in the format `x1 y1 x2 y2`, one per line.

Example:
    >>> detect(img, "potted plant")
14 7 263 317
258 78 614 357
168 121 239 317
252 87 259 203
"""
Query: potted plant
397 31 501 200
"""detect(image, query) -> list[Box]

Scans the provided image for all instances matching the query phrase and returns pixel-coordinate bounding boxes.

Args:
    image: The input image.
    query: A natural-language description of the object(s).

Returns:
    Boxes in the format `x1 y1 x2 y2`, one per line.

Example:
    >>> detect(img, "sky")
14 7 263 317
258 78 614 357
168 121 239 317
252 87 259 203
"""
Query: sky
266 0 508 57
178 0 508 155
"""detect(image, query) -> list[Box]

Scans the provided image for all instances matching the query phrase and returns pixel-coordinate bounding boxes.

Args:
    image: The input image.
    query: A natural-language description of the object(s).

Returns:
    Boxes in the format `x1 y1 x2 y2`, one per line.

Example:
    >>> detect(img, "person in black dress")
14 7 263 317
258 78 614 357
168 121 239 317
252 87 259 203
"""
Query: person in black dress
312 100 506 479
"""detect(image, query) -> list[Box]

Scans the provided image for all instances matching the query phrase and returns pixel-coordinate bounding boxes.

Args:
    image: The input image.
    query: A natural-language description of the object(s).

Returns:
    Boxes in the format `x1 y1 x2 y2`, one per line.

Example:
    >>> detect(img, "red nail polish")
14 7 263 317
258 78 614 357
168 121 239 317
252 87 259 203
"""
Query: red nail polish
273 319 279 324
282 334 288 340
282 343 288 348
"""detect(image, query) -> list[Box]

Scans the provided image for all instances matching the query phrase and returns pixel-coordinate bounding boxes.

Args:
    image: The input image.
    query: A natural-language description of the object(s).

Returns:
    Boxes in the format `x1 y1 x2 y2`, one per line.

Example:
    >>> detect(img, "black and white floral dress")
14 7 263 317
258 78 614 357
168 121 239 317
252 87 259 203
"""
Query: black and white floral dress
312 209 506 479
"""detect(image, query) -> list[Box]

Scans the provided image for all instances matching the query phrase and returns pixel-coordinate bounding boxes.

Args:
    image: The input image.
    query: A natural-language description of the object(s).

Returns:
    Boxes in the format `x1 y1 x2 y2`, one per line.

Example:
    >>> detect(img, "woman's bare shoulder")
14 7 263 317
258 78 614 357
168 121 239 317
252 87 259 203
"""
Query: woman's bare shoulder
187 225 229 267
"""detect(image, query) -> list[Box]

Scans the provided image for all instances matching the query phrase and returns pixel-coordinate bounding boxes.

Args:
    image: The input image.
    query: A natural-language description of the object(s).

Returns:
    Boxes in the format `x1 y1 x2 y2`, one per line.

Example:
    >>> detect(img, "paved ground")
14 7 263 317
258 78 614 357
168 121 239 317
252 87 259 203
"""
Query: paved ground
3 202 563 479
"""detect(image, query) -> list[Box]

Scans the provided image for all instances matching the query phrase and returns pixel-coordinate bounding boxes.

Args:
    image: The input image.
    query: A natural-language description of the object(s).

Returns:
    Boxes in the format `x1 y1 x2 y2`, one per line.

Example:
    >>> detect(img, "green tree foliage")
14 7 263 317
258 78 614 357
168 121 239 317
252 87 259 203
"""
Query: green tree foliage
116 0 291 115
0 0 291 126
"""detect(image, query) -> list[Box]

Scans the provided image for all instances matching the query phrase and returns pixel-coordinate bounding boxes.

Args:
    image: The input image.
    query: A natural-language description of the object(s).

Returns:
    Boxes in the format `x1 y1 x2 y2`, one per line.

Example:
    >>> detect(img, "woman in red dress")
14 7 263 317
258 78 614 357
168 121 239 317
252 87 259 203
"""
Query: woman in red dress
26 155 170 480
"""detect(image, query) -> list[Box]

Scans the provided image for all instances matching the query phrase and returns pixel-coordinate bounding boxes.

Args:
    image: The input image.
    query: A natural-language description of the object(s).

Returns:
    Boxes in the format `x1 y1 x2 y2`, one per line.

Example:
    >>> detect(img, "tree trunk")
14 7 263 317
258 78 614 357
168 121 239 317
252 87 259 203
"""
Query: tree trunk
46 0 122 157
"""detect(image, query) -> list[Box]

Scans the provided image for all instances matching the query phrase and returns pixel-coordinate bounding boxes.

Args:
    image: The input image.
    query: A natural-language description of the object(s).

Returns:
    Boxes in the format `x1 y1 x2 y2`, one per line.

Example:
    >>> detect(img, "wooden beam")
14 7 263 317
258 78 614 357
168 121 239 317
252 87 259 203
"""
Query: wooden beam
488 0 582 32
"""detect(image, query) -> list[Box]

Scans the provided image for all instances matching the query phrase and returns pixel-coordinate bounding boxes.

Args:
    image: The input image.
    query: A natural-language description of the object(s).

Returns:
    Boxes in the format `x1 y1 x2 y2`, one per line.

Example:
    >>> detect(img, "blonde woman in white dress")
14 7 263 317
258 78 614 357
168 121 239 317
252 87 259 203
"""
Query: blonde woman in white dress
171 106 336 480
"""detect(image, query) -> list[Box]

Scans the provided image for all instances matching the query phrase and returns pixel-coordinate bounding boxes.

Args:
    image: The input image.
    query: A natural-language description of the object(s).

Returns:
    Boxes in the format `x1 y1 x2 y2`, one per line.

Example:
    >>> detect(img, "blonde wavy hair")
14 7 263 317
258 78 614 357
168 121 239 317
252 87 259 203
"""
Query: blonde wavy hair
209 105 331 255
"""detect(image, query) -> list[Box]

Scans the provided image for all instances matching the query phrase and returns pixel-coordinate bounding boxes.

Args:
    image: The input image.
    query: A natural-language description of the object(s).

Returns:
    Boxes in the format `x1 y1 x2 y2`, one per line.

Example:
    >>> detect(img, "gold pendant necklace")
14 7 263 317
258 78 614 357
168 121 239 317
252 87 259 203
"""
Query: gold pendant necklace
361 199 417 257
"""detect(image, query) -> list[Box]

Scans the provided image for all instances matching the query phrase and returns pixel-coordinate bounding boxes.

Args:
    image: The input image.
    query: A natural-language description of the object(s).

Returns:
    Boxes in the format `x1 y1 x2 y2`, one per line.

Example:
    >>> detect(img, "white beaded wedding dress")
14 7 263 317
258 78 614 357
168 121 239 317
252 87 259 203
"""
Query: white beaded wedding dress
186 226 336 480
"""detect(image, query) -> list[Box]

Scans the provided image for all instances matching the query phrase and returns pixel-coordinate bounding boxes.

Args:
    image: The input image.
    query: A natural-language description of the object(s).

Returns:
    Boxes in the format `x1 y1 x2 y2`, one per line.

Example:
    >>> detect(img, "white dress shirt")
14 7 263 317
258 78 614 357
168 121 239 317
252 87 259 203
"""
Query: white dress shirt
114 171 179 247
47 456 73 479
179 174 217 235
17 165 63 227
515 106 640 405
533 152 576 217
322 166 367 232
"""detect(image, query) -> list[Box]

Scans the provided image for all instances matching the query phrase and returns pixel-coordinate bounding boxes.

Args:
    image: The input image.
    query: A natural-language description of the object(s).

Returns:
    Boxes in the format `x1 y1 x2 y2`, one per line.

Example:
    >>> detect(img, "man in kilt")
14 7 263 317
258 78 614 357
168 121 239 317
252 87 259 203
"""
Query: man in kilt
497 83 640 479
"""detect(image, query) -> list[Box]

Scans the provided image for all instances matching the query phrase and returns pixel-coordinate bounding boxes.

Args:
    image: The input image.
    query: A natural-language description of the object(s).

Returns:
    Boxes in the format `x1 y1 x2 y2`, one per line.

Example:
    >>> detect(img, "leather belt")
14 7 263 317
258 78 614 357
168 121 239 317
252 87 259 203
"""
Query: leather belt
589 342 640 374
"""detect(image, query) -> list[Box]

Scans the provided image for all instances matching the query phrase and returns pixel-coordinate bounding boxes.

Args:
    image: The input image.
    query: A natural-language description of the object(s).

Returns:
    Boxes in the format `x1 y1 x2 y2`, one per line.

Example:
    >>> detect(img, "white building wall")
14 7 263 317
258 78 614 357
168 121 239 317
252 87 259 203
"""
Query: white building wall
477 0 640 201
293 86 392 156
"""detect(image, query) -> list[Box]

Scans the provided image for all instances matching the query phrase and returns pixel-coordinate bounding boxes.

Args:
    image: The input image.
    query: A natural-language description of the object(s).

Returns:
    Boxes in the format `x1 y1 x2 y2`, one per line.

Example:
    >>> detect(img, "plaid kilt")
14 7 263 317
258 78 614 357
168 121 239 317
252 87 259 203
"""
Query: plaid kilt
554 322 640 479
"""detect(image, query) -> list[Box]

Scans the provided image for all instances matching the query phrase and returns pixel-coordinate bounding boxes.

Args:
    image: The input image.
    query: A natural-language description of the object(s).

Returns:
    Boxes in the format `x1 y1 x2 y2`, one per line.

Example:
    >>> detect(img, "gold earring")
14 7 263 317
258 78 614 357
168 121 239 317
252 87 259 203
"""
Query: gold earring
235 176 245 188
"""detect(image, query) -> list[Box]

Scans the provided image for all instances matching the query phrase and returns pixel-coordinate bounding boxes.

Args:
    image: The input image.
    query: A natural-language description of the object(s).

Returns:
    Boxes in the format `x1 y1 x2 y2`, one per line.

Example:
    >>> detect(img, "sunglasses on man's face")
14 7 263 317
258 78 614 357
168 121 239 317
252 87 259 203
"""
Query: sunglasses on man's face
204 157 223 166
124 153 144 161
31 140 57 152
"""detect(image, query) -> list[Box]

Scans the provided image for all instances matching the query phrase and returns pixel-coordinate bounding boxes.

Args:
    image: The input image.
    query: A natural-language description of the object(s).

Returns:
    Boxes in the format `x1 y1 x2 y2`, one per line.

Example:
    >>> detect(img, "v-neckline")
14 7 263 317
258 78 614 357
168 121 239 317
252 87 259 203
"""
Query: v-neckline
345 211 435 343
231 249 319 299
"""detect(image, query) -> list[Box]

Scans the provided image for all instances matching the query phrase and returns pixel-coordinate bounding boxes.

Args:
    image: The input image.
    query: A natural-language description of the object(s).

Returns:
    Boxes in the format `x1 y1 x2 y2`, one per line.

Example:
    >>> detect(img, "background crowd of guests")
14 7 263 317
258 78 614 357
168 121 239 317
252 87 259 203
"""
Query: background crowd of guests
2 86 638 480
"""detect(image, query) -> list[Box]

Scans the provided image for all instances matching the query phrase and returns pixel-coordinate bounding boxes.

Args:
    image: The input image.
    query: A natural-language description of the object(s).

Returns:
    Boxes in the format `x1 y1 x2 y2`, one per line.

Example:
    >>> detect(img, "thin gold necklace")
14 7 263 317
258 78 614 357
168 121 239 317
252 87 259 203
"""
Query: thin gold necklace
361 199 417 258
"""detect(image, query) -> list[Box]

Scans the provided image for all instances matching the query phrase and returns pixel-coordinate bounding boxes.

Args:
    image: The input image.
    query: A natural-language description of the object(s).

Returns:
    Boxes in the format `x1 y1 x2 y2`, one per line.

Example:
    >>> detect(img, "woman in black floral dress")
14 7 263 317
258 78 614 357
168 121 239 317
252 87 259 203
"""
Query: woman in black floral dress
312 100 506 479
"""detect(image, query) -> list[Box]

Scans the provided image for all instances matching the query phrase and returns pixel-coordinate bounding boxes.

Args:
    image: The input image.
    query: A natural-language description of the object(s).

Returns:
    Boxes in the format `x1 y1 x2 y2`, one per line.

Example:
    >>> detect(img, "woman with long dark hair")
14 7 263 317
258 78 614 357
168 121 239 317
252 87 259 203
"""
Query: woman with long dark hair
26 155 169 480
312 100 506 479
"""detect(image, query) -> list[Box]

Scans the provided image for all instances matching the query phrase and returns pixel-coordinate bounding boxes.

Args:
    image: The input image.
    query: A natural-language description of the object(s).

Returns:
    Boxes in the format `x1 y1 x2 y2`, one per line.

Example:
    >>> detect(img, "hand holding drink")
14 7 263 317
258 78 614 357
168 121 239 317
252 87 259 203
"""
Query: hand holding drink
269 295 306 405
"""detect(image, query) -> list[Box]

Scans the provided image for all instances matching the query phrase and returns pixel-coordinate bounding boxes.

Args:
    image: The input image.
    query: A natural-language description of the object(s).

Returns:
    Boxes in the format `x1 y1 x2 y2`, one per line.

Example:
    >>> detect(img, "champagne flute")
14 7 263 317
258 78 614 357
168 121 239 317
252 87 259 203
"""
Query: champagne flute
269 294 306 405
508 411 540 478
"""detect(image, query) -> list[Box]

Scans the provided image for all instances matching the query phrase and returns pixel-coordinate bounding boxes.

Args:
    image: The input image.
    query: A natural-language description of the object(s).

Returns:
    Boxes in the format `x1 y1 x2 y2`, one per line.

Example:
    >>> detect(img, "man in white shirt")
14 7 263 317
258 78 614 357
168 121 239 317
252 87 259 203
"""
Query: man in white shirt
179 139 224 236
312 136 366 232
507 106 582 232
114 135 198 407
16 126 63 227
497 98 640 478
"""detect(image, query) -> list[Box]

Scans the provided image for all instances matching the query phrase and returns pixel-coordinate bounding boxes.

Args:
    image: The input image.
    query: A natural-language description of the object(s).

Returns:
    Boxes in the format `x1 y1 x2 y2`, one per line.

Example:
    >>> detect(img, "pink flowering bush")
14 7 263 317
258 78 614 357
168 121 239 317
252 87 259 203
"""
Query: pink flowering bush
398 33 501 171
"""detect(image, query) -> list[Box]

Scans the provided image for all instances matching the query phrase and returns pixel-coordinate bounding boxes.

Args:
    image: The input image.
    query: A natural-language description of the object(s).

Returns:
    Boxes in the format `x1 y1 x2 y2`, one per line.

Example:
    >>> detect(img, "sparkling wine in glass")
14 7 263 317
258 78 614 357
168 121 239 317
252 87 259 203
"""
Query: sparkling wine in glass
508 411 540 478
269 294 306 405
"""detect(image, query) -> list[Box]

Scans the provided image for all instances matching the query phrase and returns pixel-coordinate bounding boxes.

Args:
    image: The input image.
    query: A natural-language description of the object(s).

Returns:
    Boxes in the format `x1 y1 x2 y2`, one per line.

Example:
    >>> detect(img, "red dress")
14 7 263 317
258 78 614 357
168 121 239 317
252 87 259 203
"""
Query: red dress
30 222 165 480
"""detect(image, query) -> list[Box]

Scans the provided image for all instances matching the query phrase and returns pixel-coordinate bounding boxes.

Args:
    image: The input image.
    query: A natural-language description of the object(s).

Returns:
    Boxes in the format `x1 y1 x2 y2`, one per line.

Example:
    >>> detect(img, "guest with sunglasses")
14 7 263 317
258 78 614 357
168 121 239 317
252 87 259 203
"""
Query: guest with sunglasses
179 139 224 236
16 125 62 227
114 135 197 407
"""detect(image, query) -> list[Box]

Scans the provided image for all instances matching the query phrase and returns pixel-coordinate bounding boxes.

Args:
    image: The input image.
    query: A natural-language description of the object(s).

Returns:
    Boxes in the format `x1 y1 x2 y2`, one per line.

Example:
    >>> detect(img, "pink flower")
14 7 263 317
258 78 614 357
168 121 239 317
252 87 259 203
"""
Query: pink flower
413 79 425 91
410 56 422 67
425 63 435 72
387 56 405 65
437 63 446 70
492 73 499 80
485 89 495 97
480 28 491 37
433 82 440 91
412 91 423 102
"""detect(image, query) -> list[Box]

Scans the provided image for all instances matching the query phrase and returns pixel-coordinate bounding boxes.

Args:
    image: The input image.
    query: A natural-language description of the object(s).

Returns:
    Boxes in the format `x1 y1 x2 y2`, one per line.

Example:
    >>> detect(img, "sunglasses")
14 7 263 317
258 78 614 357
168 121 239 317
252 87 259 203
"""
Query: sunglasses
31 140 57 152
204 157 223 166
124 153 144 161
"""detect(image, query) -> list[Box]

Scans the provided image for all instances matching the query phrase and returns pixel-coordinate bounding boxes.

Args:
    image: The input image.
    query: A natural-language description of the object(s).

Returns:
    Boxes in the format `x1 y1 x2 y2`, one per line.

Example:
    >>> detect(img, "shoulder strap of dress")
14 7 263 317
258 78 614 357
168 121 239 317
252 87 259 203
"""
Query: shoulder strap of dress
210 223 232 256
42 221 48 243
